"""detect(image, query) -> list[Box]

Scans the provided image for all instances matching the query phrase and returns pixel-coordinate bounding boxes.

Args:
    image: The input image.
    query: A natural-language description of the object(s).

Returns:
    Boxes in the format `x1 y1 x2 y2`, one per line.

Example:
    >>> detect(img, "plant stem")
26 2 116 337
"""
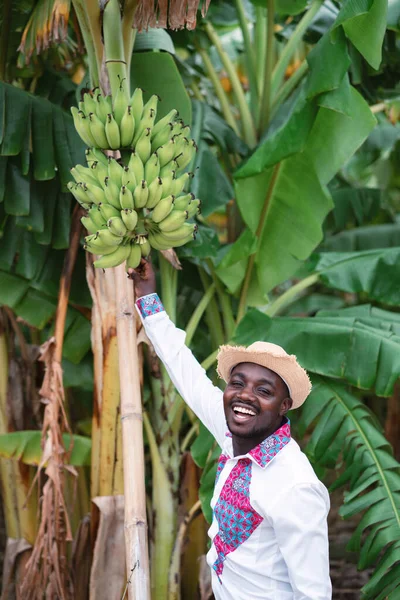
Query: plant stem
81 0 103 83
197 46 241 136
265 274 319 317
270 59 308 116
237 163 281 322
259 0 275 132
235 0 259 122
198 268 225 349
271 0 323 98
204 21 257 147
190 81 204 102
122 0 139 88
185 283 216 347
180 422 199 453
103 0 128 98
160 254 177 324
201 348 219 371
0 0 11 81
206 259 235 340
254 7 267 95
71 0 100 88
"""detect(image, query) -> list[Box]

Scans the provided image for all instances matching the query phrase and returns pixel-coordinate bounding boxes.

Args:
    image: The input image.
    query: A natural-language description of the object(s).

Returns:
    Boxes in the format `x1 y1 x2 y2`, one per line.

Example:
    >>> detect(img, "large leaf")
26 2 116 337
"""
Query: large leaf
310 247 400 305
299 377 400 599
306 27 351 99
322 222 400 251
234 307 400 396
0 431 91 466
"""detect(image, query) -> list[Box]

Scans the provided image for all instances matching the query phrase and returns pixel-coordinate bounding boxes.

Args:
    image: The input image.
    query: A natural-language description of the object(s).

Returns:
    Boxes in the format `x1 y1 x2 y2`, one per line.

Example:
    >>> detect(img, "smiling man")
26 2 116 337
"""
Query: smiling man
131 260 332 600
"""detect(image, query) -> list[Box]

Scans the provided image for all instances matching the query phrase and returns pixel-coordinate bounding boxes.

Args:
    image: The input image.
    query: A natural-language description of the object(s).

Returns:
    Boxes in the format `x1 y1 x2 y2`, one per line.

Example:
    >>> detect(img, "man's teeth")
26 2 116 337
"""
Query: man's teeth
233 406 256 416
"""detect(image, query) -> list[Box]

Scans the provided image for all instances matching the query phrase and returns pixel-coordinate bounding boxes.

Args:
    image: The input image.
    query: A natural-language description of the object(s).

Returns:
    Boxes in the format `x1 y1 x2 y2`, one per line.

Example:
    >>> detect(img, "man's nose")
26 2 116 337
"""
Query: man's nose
238 385 255 401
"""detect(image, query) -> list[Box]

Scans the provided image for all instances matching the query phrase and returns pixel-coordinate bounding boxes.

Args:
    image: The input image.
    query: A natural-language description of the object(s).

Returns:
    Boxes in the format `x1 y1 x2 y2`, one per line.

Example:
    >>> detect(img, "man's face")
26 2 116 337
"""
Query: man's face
223 362 292 442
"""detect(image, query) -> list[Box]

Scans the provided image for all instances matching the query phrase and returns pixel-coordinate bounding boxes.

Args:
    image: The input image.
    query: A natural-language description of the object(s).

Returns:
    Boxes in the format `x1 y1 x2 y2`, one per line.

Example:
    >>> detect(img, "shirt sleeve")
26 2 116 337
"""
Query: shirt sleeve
270 483 332 600
136 293 226 447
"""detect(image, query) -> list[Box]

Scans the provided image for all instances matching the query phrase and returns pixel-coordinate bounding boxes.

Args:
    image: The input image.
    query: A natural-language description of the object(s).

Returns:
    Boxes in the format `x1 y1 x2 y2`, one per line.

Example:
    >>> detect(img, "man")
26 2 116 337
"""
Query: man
130 260 332 600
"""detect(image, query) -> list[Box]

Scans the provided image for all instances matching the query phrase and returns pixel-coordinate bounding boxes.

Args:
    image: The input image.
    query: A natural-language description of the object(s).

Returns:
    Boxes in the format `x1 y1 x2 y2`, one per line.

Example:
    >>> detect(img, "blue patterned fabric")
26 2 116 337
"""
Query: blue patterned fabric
136 293 164 318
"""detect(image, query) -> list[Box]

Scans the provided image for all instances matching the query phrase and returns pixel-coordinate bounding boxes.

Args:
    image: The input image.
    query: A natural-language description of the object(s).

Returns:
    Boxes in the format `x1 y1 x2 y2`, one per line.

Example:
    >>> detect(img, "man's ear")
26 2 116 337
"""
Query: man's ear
280 397 293 415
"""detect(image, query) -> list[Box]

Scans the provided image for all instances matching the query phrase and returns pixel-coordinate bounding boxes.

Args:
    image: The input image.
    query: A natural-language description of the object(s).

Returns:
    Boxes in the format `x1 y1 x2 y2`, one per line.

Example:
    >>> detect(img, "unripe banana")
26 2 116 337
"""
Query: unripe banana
95 228 123 246
84 243 118 256
171 172 193 197
160 161 177 179
122 166 137 192
144 153 160 183
170 232 196 248
120 106 135 147
152 194 174 223
74 164 101 186
186 198 201 218
173 192 194 211
128 152 144 182
146 177 163 209
83 92 98 115
133 107 157 145
71 107 96 146
89 205 107 228
126 243 142 269
135 128 152 164
91 161 109 184
67 182 91 208
157 139 178 167
86 147 108 166
158 210 188 232
121 208 138 231
85 182 107 205
151 122 174 151
148 232 173 251
160 171 176 199
140 239 151 257
143 94 159 117
78 101 86 115
133 180 149 209
108 158 124 187
95 94 110 123
158 222 195 241
113 79 129 125
120 185 135 209
130 88 144 126
105 113 121 150
175 140 197 173
81 215 99 234
94 244 131 269
151 109 178 139
99 203 121 221
89 112 108 148
108 216 127 237
104 177 122 209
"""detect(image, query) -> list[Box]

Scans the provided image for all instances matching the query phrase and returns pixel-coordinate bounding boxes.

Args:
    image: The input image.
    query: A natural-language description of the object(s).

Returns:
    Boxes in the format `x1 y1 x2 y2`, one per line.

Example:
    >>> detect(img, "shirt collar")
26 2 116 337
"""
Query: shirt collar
224 418 291 468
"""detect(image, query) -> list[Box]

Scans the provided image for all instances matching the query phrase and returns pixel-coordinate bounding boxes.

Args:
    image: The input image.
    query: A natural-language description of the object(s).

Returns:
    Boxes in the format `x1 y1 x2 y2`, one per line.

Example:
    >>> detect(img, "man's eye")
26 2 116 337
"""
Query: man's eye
259 388 271 395
230 381 242 387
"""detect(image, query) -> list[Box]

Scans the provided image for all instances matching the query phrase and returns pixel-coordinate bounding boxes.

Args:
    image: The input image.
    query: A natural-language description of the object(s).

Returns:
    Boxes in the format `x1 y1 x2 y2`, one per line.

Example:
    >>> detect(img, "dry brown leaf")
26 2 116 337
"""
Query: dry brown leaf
160 248 182 270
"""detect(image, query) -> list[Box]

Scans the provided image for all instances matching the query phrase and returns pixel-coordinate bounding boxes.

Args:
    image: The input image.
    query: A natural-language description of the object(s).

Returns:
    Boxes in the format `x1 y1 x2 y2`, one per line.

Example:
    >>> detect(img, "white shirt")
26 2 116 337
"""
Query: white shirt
136 295 332 600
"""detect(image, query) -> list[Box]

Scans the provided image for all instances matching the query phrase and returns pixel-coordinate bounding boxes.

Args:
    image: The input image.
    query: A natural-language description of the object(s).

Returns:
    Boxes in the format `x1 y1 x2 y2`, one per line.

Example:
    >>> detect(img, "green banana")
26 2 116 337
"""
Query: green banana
126 243 142 270
94 243 131 269
108 216 127 237
81 215 98 234
173 192 194 211
113 79 129 125
83 92 98 115
89 205 107 228
171 172 192 197
135 128 152 164
121 208 138 231
91 161 109 184
170 232 196 248
159 161 177 179
133 180 149 209
144 153 160 183
152 194 174 223
104 177 122 208
158 209 188 232
143 94 159 117
158 222 195 241
120 106 135 147
89 112 108 148
71 107 96 146
151 109 178 139
86 147 108 166
140 239 151 257
95 228 123 247
175 140 197 173
130 88 144 127
95 94 110 123
84 243 117 256
85 182 107 205
151 122 174 151
186 198 201 219
160 171 176 199
99 203 121 221
68 182 91 209
74 164 101 186
148 232 173 251
157 139 178 167
128 152 144 182
105 113 121 150
108 158 124 187
120 185 135 209
146 177 163 209
122 166 137 192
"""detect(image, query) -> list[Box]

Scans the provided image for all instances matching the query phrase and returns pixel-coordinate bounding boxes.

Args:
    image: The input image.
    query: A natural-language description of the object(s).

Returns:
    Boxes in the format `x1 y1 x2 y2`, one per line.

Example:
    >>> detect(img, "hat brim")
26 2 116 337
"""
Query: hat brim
216 345 312 409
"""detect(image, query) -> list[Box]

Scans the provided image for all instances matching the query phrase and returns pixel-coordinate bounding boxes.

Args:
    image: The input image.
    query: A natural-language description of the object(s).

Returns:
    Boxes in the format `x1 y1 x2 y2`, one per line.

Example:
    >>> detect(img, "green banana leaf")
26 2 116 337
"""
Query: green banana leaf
299 377 400 599
322 223 400 251
0 431 91 466
192 423 221 524
309 247 400 305
327 187 388 234
234 307 400 396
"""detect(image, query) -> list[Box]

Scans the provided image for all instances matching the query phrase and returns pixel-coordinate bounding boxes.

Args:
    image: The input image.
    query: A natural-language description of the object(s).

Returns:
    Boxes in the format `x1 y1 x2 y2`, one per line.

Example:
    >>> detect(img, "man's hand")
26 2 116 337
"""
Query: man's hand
128 259 157 299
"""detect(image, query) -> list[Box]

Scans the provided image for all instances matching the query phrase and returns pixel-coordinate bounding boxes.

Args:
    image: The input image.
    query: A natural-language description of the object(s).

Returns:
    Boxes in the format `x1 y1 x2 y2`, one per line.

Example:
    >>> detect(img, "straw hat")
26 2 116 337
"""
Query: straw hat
216 341 312 409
